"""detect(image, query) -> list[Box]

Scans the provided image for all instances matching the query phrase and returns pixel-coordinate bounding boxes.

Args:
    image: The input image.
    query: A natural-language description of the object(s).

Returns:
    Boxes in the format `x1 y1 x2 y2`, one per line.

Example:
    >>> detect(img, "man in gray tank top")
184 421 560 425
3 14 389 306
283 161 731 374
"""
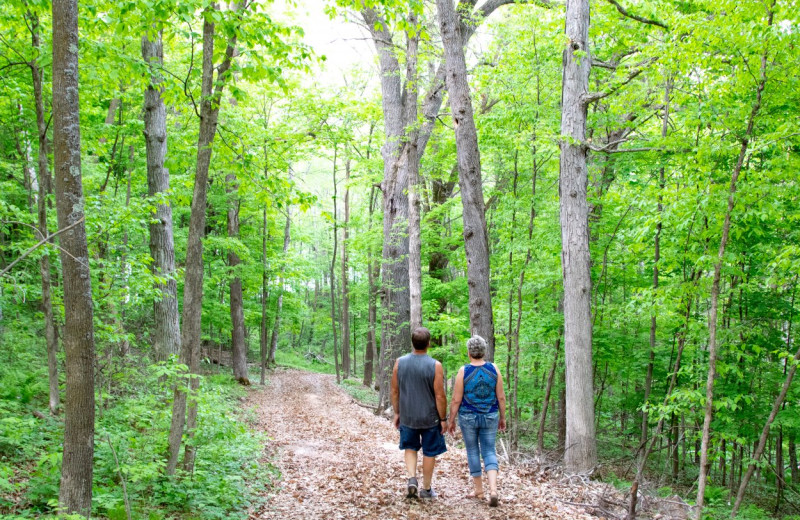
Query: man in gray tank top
390 327 448 499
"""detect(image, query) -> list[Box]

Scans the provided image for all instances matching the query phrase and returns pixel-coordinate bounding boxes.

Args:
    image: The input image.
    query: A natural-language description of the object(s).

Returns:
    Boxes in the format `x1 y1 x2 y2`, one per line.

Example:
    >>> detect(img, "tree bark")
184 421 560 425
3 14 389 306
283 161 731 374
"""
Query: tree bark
436 0 495 360
341 159 351 378
698 8 773 513
406 19 422 332
641 80 670 449
168 5 239 475
27 8 59 416
52 0 95 513
227 171 248 383
269 201 292 366
559 0 597 474
538 334 562 454
142 30 181 364
260 207 269 384
330 148 341 384
363 186 379 388
361 8 411 411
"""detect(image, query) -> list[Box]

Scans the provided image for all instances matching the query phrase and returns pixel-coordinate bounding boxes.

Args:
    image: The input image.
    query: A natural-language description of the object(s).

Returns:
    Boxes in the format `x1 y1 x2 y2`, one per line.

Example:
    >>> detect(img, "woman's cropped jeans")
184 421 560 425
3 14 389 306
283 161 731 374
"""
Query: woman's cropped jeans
458 410 499 477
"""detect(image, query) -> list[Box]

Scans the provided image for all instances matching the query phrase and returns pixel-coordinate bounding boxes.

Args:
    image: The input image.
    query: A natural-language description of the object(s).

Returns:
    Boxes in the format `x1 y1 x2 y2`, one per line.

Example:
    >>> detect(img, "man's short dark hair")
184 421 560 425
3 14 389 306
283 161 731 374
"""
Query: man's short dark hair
411 327 431 350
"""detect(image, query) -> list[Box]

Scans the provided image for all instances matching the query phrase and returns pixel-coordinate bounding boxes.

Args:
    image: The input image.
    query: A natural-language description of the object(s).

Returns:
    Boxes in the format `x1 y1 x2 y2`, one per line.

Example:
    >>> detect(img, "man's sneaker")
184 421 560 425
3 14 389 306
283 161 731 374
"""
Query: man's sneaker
419 487 437 499
406 477 418 499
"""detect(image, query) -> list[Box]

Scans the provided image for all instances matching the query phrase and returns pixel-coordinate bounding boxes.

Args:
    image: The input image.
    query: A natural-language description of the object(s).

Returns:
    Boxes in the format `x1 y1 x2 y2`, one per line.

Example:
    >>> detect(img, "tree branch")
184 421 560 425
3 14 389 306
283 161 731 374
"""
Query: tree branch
0 217 86 278
604 0 669 30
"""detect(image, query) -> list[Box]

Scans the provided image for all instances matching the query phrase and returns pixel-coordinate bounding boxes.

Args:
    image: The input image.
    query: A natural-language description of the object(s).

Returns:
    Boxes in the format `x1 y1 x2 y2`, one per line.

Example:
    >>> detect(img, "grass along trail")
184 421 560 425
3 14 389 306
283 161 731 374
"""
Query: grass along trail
246 369 598 520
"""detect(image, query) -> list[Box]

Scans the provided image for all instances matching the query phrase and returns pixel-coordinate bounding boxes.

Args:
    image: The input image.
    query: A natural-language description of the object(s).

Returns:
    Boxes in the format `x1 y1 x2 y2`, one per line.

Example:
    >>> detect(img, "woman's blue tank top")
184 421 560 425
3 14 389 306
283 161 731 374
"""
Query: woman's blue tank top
462 363 499 414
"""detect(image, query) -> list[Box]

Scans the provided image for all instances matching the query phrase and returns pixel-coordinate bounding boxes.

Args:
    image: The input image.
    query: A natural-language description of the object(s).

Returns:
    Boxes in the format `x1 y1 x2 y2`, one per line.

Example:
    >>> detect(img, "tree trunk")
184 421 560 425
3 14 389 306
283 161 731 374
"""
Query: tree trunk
698 9 773 512
341 159 351 378
436 0 495 359
142 30 181 364
559 0 597 474
363 186 379 388
169 6 238 475
260 208 269 384
227 171 248 384
27 9 59 416
406 19 422 332
361 8 411 411
52 0 95 513
641 80 670 449
330 148 341 384
538 334 562 454
269 202 292 366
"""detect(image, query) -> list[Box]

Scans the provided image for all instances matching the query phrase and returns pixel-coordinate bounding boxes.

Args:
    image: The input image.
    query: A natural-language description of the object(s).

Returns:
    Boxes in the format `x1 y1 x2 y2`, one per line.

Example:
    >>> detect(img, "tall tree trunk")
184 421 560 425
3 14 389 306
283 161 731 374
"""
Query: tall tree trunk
731 286 797 516
538 334 562 454
27 9 59 415
789 435 798 488
169 6 238 475
406 19 422 332
52 0 95 513
227 171 248 383
697 8 773 512
330 148 341 384
142 30 181 364
364 186 379 388
361 9 411 411
642 80 670 448
559 0 597 474
341 159 351 378
436 0 495 359
260 208 269 384
269 200 292 366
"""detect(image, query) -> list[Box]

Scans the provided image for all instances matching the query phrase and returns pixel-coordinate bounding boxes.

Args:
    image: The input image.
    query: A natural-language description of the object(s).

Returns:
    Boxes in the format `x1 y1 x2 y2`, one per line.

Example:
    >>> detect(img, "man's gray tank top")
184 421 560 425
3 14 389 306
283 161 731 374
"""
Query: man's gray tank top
397 353 439 429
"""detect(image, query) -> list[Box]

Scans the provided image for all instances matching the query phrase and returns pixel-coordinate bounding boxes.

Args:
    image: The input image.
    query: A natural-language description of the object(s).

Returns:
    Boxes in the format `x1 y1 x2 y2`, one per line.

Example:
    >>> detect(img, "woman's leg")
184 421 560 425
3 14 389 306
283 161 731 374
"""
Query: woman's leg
478 415 500 495
458 414 483 486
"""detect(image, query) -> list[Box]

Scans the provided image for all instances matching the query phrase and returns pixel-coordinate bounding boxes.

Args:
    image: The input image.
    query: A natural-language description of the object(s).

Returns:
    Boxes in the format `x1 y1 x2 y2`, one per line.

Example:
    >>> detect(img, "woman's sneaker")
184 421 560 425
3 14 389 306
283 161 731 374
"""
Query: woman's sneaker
420 487 437 499
406 477 418 499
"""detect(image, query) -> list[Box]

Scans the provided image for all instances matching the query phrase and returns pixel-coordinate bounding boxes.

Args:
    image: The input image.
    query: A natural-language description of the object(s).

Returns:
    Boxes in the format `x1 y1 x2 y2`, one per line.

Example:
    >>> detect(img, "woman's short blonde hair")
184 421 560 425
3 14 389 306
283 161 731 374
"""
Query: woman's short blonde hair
467 335 487 359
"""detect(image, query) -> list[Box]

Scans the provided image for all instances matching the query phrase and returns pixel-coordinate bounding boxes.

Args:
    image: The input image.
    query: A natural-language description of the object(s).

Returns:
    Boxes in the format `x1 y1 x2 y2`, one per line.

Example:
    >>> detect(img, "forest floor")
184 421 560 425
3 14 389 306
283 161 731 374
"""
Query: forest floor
245 369 681 520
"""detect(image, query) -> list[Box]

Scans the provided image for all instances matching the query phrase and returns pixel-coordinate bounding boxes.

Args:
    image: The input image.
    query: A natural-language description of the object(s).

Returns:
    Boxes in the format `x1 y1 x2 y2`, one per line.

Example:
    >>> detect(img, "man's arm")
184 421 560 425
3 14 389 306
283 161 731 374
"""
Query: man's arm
391 359 400 429
447 367 465 434
433 361 447 433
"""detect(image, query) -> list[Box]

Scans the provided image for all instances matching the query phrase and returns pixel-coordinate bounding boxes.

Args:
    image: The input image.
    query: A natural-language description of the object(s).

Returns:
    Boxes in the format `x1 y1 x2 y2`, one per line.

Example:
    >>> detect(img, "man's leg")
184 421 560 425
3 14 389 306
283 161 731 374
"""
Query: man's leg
405 449 418 478
422 455 436 490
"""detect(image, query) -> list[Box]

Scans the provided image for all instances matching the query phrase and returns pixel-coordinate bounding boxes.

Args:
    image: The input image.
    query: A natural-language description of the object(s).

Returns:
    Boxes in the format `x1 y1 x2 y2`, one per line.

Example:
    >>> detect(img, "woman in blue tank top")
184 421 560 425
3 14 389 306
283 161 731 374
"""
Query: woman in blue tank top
447 335 507 507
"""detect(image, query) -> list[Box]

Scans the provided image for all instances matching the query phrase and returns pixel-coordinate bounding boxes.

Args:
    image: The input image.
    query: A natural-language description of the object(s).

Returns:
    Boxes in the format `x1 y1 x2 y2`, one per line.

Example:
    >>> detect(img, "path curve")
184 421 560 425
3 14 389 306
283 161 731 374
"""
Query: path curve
247 369 594 520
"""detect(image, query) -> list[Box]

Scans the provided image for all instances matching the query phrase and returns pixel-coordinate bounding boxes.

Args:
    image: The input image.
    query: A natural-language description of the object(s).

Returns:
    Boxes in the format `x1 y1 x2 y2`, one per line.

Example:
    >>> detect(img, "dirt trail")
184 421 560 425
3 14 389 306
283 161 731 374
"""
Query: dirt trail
247 370 597 520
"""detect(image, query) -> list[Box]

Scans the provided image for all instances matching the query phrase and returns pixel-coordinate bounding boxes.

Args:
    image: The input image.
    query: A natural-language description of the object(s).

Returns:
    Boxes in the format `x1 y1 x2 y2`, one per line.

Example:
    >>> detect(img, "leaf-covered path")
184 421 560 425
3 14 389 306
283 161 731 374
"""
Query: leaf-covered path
247 370 596 520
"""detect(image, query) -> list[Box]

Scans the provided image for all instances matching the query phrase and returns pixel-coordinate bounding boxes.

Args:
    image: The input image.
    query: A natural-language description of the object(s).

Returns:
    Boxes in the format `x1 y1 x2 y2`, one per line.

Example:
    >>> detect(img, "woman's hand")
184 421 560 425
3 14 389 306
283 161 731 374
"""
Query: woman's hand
498 416 507 432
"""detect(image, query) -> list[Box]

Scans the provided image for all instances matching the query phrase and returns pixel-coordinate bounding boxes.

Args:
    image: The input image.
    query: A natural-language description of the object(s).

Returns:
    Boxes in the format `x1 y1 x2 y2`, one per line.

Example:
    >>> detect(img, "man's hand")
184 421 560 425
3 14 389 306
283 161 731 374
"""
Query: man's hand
440 420 447 435
499 416 507 432
393 413 400 430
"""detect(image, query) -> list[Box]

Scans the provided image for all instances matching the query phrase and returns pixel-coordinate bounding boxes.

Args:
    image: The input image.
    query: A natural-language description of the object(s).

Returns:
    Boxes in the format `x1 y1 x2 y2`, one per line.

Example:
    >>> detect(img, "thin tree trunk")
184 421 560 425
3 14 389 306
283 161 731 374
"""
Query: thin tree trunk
731 284 797 516
364 186 378 388
260 208 269 384
436 0 495 359
227 171 248 383
330 147 341 384
52 0 95 513
27 8 59 415
698 8 773 512
142 30 182 364
559 0 597 474
642 80 670 448
269 202 292 366
538 334 562 454
172 5 239 475
341 159 351 378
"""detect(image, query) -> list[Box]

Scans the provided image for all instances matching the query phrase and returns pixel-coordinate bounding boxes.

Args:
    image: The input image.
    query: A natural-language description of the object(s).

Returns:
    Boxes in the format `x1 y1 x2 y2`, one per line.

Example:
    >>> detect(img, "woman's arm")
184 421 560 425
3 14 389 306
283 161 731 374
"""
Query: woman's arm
447 367 465 433
495 364 507 431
